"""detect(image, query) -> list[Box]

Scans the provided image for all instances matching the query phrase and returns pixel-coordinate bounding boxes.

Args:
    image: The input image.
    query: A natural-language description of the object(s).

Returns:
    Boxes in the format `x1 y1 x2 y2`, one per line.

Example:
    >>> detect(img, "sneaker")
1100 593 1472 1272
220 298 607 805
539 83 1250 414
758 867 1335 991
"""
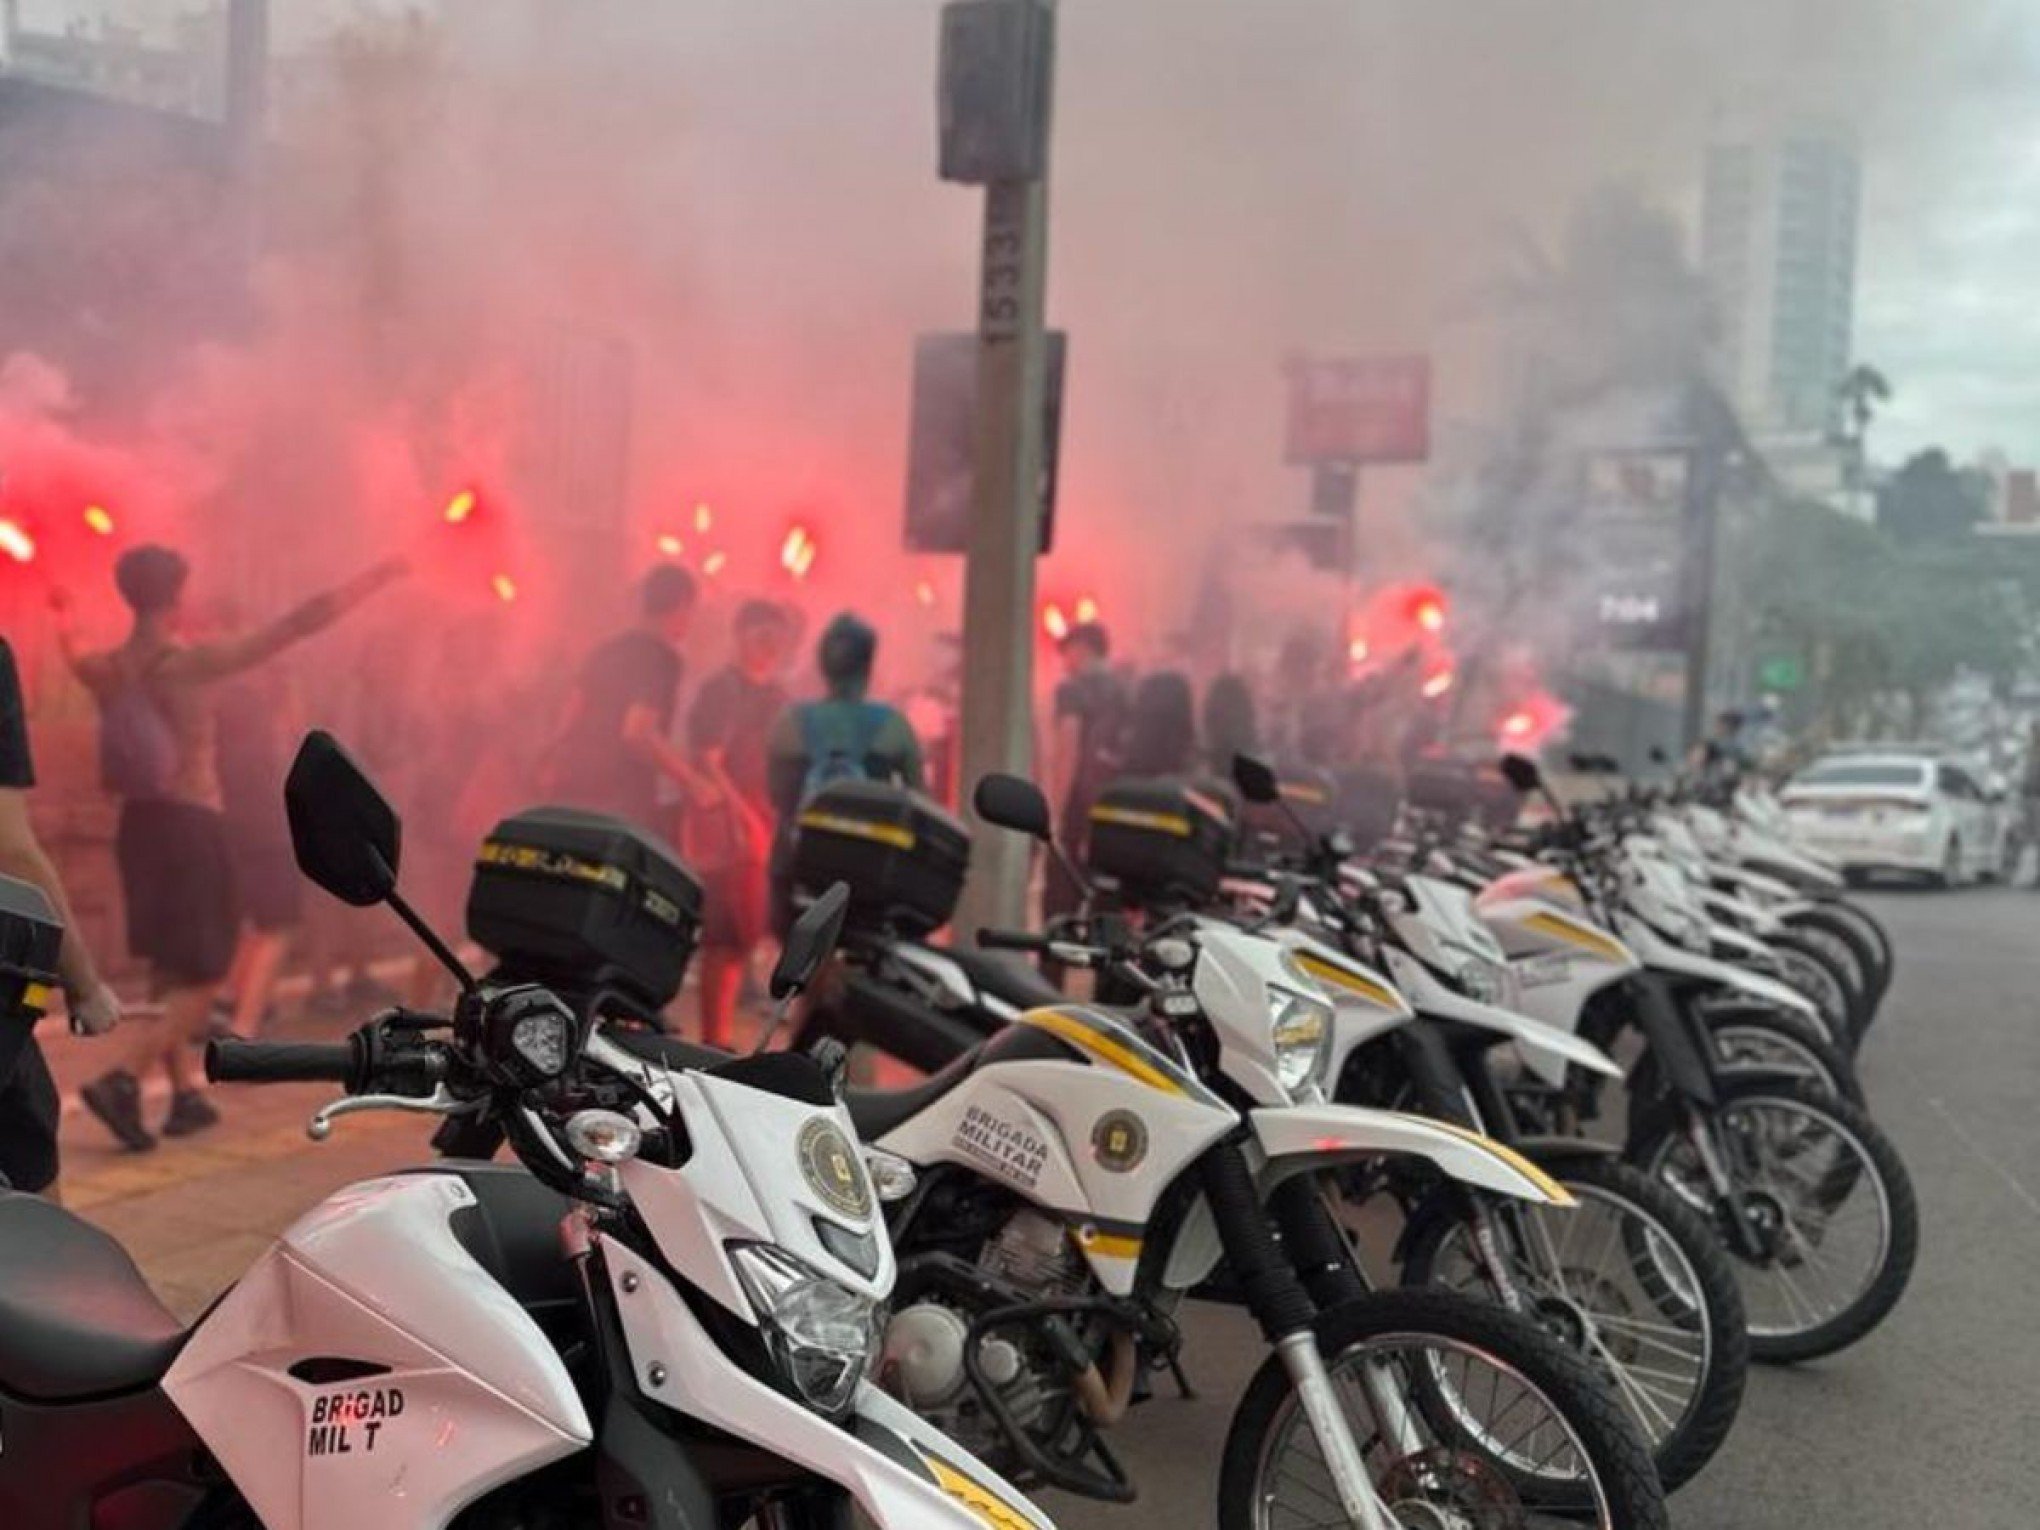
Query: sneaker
81 1070 156 1152
161 1091 221 1139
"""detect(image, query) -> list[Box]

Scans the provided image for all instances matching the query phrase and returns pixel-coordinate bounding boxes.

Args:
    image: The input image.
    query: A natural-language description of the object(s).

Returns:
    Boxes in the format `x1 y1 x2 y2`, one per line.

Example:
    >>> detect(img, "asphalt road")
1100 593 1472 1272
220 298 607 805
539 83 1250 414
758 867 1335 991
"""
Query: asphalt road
1041 887 2040 1530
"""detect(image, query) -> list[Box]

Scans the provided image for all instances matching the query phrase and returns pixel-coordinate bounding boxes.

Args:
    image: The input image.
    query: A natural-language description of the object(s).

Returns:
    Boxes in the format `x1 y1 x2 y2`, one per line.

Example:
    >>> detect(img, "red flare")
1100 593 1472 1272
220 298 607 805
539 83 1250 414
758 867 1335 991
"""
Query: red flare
0 519 36 563
82 505 115 536
490 572 517 603
443 489 477 525
1042 602 1070 642
1420 668 1455 700
655 533 684 558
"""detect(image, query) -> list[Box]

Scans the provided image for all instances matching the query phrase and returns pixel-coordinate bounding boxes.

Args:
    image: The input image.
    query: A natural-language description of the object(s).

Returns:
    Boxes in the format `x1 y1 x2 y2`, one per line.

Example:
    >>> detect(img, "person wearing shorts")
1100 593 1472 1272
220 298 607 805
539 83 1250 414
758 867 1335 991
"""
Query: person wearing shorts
0 634 121 1193
60 544 405 1150
686 601 792 1048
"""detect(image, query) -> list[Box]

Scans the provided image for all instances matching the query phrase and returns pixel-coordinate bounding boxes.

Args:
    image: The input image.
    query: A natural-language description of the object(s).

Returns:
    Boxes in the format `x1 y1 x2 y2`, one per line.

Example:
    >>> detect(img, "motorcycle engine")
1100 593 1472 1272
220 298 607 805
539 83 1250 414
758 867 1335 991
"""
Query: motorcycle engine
879 1210 1095 1466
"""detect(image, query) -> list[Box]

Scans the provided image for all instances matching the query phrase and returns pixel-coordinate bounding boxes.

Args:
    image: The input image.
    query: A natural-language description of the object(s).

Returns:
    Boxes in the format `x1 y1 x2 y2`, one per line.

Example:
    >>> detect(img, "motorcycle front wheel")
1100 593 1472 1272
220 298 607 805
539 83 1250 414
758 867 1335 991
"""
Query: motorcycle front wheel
1635 1077 1918 1363
1400 1159 1748 1492
1218 1288 1668 1530
1699 1006 1865 1106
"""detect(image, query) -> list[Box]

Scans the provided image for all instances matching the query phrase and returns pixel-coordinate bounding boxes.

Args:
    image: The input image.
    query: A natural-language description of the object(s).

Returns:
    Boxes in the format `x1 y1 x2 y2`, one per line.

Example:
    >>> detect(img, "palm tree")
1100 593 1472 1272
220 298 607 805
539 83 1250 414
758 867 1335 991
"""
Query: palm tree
1835 363 1891 448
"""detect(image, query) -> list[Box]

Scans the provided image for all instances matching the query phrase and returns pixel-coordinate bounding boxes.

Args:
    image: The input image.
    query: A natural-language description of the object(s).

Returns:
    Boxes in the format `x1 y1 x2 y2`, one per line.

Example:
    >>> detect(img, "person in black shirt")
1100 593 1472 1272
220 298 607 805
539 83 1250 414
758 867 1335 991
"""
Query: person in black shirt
1042 622 1127 941
0 637 120 1194
547 565 716 831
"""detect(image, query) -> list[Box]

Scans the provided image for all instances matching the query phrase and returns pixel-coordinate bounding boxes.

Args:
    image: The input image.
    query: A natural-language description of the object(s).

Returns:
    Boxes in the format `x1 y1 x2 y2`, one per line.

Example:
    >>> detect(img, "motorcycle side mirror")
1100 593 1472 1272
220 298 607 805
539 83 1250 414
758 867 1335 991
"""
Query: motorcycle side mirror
1499 753 1543 794
285 730 476 993
771 881 850 1001
286 730 400 906
1231 753 1282 806
973 773 1052 840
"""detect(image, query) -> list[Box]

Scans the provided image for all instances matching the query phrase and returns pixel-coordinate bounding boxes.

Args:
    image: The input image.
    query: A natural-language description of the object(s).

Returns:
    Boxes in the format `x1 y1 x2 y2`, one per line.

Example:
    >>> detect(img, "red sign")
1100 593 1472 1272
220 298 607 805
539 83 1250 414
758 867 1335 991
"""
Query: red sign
1284 355 1431 465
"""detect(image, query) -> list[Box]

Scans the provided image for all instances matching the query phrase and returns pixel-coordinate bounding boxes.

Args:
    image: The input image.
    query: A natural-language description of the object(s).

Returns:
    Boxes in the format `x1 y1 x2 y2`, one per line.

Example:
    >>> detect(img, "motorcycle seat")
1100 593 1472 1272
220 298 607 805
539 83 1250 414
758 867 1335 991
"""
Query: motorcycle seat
842 1019 1078 1142
937 946 1067 1011
842 1048 980 1142
0 1192 185 1401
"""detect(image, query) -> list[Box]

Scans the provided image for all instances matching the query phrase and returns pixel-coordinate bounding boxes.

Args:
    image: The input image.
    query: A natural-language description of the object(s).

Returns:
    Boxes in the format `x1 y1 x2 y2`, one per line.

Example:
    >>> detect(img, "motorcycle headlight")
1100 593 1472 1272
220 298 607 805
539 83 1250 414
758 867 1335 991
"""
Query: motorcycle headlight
1453 957 1508 1005
730 1245 879 1418
1268 985 1333 1093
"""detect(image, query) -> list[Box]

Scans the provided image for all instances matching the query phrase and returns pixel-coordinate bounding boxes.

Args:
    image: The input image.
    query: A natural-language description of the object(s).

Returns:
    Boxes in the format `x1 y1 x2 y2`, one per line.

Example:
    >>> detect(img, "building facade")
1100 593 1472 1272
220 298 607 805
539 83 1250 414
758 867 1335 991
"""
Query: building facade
1701 123 1861 440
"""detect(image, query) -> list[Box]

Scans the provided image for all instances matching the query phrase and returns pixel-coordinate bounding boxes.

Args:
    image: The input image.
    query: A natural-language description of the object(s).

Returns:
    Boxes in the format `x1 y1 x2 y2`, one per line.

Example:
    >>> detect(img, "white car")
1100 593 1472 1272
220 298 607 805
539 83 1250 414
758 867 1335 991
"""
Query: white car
1780 751 2013 886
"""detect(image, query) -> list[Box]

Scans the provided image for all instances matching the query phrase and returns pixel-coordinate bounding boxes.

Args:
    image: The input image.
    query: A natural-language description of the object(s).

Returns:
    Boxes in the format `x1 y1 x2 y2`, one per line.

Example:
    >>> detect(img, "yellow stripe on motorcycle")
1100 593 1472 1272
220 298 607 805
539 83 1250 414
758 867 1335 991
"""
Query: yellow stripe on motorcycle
1521 911 1629 965
795 810 916 851
1020 1008 1190 1098
1418 1117 1576 1206
1289 950 1403 1010
917 1450 1040 1530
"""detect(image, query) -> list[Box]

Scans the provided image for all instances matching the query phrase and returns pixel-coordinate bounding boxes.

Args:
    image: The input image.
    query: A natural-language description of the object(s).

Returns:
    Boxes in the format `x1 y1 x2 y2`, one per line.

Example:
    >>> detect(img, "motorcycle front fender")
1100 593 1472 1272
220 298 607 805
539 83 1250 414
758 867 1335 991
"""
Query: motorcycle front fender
1638 927 1821 1019
1249 1102 1575 1206
1413 985 1624 1086
602 1240 1054 1530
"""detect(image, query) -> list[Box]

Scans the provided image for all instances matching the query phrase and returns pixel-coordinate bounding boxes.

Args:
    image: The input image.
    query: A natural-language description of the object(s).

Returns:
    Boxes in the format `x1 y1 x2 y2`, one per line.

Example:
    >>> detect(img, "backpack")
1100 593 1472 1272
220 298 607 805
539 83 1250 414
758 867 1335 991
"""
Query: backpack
98 655 180 799
797 701 890 801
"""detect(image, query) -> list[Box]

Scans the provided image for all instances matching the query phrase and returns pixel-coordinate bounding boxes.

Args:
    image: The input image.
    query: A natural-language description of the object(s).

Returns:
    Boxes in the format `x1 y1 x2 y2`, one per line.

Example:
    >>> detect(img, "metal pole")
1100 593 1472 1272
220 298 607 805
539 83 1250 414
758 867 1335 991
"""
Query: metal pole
952 32 1055 941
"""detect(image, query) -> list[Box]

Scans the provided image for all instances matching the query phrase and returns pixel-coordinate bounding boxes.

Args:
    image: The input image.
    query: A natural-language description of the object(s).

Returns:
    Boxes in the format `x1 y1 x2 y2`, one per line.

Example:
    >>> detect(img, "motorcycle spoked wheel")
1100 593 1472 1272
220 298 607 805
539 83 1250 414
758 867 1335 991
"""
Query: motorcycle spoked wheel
1634 1077 1918 1363
1399 1159 1748 1493
1218 1289 1668 1530
1764 933 1865 1050
1697 1006 1865 1107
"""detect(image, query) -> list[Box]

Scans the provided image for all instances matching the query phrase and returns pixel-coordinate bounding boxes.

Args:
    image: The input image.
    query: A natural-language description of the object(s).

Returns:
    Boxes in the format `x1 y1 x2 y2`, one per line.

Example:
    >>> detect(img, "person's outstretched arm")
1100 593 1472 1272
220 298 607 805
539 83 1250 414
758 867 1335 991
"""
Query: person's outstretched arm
170 557 408 682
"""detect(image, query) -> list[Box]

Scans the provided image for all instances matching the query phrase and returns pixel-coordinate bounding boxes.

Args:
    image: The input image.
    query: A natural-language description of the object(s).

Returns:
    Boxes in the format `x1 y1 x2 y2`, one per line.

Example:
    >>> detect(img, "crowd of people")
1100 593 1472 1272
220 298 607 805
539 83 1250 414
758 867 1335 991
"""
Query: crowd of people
0 537 1455 1197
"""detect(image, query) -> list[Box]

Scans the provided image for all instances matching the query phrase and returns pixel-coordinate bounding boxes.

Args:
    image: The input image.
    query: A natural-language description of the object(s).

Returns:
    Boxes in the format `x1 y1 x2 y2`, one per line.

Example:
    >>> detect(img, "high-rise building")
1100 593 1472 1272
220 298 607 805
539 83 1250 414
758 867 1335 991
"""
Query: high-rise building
1701 122 1861 439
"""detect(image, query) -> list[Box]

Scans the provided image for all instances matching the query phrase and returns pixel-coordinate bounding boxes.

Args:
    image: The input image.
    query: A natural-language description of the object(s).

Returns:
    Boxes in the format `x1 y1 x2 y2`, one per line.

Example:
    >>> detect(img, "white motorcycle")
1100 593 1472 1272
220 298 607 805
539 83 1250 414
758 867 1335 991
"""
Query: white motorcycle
0 733 1058 1530
835 775 1667 1530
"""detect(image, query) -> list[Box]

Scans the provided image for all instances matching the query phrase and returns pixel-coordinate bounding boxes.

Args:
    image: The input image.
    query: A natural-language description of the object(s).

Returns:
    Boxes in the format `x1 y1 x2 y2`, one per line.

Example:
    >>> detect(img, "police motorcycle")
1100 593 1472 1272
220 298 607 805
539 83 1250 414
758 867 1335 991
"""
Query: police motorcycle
1637 752 1894 1031
791 772 1668 1528
1557 757 1874 1050
0 732 1061 1530
1440 756 1918 1363
1413 764 1863 1110
1215 757 1749 1493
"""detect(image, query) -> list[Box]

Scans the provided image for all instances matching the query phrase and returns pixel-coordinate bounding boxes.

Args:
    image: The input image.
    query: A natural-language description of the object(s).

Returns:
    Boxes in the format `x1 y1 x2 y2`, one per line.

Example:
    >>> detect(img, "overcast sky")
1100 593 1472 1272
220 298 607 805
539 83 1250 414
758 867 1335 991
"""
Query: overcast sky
14 0 2040 468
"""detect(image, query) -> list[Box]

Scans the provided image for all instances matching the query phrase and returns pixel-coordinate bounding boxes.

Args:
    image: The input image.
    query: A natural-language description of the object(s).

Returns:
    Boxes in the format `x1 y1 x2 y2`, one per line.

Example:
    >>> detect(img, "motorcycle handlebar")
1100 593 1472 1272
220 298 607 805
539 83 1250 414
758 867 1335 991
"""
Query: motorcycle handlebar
207 1037 360 1089
977 928 1049 953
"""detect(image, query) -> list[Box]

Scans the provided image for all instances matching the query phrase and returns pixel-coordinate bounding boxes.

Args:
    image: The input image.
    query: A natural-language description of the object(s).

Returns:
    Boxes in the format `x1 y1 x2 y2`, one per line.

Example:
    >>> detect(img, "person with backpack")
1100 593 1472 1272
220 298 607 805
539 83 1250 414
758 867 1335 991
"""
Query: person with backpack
765 613 923 934
57 544 405 1151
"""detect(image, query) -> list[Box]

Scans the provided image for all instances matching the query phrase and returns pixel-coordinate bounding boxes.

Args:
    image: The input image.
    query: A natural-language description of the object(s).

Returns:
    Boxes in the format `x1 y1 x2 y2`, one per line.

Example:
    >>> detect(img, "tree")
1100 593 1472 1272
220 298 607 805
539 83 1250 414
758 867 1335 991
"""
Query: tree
1834 363 1890 451
1875 447 1990 544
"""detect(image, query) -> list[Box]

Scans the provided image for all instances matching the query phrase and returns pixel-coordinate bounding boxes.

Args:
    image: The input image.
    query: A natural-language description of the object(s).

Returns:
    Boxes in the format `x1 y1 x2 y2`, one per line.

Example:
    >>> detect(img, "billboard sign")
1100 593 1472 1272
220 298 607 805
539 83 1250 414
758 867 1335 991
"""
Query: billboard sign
1284 354 1431 465
1576 451 1690 651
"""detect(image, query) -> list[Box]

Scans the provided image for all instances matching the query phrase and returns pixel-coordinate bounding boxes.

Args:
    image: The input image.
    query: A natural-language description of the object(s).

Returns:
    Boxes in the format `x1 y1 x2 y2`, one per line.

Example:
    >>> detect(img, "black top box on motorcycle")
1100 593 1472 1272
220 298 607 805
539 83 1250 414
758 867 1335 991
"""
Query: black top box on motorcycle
0 873 62 1084
466 807 703 1015
791 780 970 937
1085 776 1236 908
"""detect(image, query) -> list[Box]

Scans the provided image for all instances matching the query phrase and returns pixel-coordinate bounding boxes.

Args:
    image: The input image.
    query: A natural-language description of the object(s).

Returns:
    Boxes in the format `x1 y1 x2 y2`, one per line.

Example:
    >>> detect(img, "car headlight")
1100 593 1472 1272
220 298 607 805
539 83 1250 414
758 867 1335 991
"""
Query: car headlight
730 1245 879 1417
1268 985 1333 1093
